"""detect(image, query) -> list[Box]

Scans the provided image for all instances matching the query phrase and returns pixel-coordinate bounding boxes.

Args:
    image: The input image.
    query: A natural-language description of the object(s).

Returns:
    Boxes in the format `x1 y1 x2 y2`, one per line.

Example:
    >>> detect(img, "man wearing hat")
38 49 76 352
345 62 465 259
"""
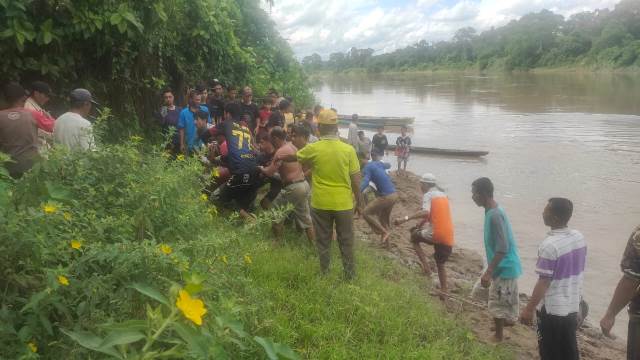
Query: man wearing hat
293 109 362 280
395 173 454 297
54 88 97 150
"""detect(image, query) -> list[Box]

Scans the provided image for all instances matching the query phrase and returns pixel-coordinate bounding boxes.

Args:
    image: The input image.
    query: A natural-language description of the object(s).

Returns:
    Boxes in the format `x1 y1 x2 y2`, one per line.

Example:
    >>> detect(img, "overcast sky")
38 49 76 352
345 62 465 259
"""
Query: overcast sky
265 0 620 59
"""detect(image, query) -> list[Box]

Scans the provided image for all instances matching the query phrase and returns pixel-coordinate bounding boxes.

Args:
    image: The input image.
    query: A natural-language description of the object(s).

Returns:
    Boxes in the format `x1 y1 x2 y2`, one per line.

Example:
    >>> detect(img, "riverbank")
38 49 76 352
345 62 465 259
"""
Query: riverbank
307 65 640 80
355 171 626 359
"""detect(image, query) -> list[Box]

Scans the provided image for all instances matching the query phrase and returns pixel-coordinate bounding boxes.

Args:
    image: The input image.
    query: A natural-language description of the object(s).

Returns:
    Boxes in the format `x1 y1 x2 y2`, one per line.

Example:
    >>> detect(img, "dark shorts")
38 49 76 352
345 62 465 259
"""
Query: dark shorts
217 171 259 211
411 227 452 264
537 307 579 360
433 244 452 264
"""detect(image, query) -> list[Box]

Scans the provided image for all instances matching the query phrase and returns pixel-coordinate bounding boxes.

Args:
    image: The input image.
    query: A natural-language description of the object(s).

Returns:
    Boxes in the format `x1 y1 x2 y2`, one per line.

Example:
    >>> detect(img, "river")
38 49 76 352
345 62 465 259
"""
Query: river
314 72 640 338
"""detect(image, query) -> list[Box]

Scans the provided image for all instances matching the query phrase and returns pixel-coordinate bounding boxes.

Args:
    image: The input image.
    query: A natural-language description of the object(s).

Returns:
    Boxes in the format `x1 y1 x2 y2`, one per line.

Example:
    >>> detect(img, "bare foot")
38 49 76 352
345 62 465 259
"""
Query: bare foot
381 232 391 248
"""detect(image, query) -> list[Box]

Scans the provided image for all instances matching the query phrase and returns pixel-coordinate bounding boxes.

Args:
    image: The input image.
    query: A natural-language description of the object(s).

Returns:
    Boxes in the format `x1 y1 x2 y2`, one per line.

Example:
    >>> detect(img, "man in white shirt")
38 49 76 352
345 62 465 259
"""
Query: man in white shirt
347 114 359 149
54 88 97 150
519 197 586 360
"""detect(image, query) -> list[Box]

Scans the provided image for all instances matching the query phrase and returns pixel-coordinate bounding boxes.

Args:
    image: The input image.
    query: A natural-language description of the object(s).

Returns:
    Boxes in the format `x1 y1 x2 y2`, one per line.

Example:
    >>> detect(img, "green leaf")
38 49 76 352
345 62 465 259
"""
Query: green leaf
45 181 71 201
273 343 301 360
129 283 169 306
0 28 13 38
172 322 209 359
43 32 52 45
60 329 123 359
99 320 147 332
99 330 145 348
109 13 121 25
116 21 127 34
254 337 300 360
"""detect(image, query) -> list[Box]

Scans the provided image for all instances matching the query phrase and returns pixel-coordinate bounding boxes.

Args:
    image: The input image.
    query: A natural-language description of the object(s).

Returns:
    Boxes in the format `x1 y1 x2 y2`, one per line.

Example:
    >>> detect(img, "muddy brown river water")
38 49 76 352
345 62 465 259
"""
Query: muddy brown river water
316 71 640 339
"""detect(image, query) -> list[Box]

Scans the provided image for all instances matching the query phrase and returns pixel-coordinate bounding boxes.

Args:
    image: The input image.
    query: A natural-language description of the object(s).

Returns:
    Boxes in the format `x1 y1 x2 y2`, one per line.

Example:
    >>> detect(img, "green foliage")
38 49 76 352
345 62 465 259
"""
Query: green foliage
304 0 640 73
0 0 313 128
0 136 299 359
0 130 510 359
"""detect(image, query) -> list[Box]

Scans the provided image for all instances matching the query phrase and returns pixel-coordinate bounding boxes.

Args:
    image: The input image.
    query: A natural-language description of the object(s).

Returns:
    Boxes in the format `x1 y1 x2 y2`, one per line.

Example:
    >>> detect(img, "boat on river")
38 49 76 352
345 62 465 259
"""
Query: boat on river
337 115 414 128
386 144 488 157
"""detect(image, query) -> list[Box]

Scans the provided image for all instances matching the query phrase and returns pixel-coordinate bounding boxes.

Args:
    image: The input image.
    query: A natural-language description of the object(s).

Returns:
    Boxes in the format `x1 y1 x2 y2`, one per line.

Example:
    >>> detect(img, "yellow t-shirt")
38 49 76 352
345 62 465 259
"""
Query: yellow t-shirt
297 136 360 211
284 112 294 130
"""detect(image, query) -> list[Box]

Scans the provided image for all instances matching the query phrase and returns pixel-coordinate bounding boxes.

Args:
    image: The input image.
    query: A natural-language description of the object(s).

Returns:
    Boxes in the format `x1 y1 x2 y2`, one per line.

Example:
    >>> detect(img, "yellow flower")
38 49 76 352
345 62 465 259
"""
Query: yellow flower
176 289 207 326
57 275 69 286
244 254 252 265
200 194 208 202
220 255 228 265
63 212 72 221
28 342 37 353
70 240 82 250
176 154 185 161
160 244 173 255
42 203 58 214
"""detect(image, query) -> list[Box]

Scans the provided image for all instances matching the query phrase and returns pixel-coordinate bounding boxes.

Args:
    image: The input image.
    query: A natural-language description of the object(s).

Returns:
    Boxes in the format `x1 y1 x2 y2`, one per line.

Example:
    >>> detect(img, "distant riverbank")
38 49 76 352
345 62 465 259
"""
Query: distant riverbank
307 65 640 81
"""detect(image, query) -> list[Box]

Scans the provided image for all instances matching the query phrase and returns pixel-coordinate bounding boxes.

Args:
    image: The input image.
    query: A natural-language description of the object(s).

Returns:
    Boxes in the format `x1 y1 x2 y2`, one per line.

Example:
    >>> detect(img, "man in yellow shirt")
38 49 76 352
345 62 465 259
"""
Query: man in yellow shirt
294 109 362 279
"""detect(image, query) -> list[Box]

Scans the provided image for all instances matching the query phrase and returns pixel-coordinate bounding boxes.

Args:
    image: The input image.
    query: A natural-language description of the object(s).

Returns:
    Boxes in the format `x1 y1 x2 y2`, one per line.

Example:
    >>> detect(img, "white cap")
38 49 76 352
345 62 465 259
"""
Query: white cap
419 173 437 184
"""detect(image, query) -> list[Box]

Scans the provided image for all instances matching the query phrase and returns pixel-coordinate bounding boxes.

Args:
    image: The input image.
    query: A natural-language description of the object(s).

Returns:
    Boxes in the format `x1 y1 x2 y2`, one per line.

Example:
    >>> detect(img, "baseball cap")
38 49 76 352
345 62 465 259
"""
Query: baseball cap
419 173 437 184
317 109 338 125
70 88 98 105
30 81 52 95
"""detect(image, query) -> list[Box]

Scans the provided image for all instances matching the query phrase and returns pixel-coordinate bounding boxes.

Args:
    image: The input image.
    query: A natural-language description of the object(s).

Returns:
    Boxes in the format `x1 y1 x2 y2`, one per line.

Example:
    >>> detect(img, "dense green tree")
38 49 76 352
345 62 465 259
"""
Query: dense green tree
304 0 640 73
0 0 312 129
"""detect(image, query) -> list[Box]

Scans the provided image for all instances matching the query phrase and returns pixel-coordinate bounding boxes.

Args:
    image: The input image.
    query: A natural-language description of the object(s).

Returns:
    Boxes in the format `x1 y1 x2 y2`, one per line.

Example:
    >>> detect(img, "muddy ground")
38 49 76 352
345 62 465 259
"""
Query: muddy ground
354 171 625 360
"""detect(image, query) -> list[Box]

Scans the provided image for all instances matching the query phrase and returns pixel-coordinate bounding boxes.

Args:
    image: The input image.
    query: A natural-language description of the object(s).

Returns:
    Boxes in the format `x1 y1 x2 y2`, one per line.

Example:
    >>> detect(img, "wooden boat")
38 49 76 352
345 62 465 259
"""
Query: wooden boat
338 115 414 128
386 144 488 157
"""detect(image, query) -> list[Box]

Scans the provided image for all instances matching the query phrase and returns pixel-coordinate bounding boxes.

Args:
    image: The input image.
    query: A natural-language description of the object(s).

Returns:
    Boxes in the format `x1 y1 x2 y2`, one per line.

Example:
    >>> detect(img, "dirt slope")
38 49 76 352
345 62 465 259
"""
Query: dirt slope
354 171 625 360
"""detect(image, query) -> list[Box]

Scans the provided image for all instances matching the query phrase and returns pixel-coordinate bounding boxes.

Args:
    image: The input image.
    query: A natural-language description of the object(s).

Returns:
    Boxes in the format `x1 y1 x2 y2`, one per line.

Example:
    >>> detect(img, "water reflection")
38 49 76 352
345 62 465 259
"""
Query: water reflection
316 72 640 115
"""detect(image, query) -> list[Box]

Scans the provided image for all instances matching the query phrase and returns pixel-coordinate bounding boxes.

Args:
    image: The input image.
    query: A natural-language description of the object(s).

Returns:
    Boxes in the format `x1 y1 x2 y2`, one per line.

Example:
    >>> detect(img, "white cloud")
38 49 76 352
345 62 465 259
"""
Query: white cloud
266 0 620 59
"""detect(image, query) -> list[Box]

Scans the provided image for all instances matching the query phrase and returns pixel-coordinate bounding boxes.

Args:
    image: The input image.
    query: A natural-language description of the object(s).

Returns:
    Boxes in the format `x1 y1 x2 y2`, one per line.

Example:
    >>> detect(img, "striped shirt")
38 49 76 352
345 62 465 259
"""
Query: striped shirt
535 228 587 316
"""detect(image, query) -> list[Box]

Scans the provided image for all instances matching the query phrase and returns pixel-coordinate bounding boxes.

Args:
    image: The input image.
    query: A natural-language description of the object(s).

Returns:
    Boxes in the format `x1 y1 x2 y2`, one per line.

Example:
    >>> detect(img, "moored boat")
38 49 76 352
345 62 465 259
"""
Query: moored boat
386 144 488 157
337 115 414 128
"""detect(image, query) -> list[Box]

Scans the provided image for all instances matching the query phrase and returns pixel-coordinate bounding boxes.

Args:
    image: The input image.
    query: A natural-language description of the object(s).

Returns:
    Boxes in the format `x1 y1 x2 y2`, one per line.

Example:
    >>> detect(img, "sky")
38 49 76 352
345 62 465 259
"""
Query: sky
265 0 620 59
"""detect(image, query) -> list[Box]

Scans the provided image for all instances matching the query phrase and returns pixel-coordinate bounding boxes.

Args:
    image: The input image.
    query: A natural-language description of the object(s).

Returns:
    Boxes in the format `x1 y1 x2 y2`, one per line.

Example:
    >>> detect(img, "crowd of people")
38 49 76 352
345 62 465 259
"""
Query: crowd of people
1 79 639 360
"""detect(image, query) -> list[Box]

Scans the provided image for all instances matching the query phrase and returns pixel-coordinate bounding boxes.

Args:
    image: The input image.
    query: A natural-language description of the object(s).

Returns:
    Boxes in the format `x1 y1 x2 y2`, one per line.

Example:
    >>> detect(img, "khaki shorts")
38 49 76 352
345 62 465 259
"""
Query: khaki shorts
272 180 312 229
471 276 519 321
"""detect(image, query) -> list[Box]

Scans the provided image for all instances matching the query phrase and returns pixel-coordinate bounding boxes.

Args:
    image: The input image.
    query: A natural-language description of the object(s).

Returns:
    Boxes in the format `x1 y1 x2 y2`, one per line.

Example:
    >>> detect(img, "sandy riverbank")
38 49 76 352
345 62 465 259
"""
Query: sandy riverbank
353 171 626 360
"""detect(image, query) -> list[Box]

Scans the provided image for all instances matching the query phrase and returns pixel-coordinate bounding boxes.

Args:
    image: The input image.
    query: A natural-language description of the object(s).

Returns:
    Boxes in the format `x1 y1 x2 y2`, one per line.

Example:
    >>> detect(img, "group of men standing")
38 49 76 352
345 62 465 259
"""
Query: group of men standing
0 82 97 178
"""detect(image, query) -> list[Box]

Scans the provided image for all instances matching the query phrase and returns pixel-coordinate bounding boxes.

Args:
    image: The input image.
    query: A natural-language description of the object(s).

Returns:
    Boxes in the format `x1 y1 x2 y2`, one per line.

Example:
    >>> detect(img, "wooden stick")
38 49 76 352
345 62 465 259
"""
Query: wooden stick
431 289 487 309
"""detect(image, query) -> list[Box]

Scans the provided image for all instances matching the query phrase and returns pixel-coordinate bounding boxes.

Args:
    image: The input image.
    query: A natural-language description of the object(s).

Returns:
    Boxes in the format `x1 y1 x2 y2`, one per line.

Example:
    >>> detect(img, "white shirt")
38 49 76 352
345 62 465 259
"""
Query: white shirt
347 122 359 148
535 228 587 316
54 112 94 150
422 188 446 212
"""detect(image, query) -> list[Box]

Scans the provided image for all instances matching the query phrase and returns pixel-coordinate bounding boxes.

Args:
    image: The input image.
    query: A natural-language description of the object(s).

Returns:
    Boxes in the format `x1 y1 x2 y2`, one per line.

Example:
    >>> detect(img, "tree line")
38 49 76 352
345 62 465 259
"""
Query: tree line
0 0 313 129
302 0 640 73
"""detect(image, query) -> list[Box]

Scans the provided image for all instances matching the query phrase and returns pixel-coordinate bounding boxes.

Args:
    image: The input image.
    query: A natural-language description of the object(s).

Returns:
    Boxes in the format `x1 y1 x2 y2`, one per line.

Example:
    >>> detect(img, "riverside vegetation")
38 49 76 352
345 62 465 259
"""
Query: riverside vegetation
0 0 313 129
0 111 510 359
302 0 640 73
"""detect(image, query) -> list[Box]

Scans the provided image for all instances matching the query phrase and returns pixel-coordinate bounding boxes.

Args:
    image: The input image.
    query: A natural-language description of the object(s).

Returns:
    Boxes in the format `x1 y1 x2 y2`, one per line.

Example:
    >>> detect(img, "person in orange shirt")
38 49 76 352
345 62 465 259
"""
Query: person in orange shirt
395 173 454 296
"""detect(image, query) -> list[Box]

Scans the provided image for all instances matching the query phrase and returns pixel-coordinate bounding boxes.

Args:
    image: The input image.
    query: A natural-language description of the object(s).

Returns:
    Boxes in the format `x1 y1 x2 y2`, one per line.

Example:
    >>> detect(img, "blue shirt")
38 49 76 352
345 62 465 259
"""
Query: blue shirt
360 161 395 196
177 106 209 152
484 206 522 279
220 120 256 174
